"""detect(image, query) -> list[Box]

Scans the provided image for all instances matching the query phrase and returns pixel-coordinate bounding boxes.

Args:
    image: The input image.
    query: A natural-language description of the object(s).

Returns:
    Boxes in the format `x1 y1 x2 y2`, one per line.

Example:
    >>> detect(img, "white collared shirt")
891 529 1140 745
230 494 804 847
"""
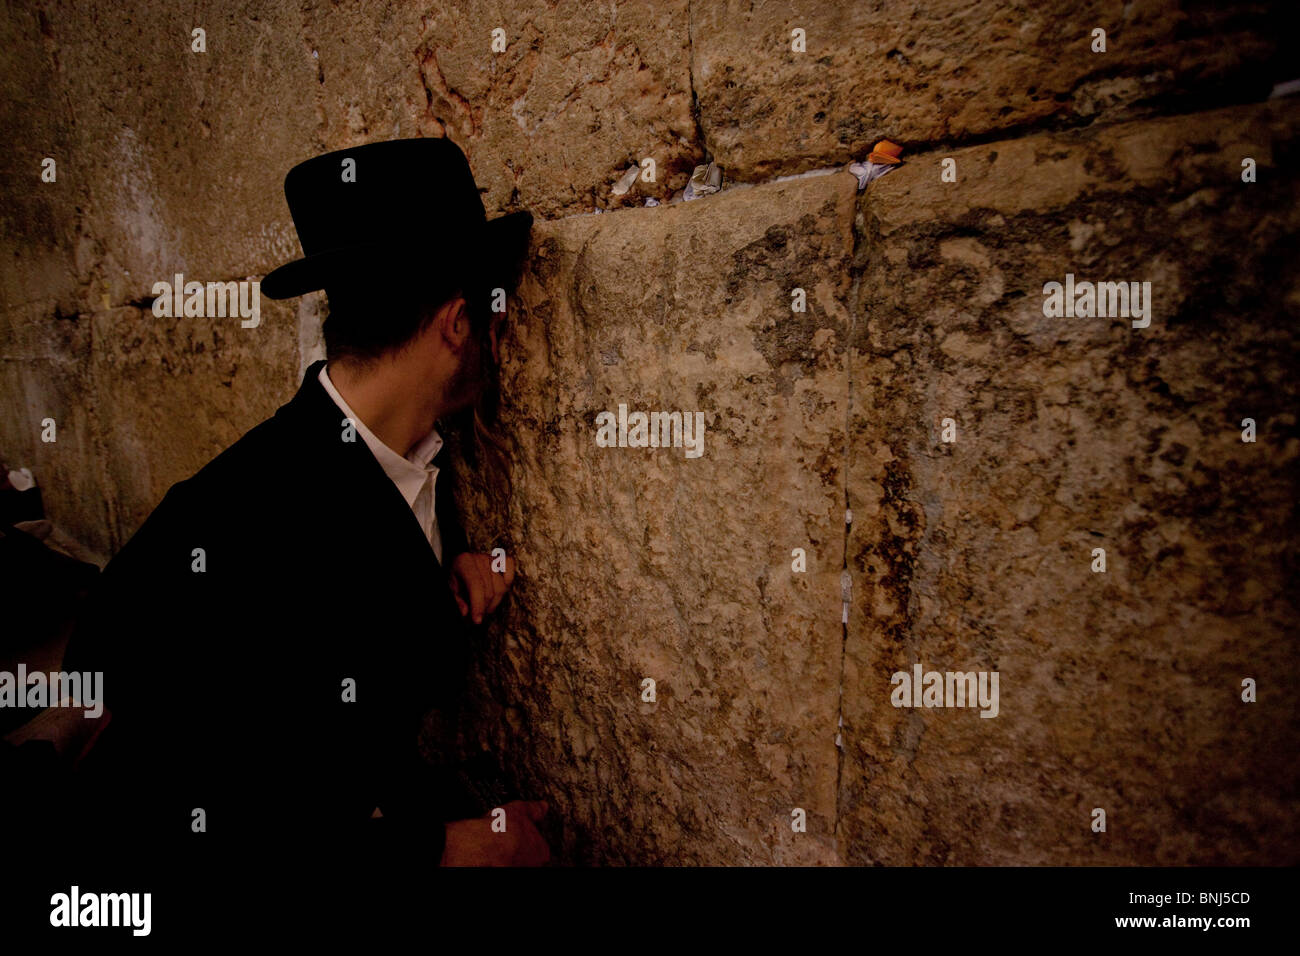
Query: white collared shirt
318 364 444 565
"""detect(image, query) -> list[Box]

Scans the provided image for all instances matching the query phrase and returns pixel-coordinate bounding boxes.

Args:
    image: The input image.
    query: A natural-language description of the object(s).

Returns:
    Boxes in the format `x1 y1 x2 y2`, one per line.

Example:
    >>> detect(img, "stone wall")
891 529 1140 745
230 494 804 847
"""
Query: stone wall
2 1 1295 863
841 100 1299 865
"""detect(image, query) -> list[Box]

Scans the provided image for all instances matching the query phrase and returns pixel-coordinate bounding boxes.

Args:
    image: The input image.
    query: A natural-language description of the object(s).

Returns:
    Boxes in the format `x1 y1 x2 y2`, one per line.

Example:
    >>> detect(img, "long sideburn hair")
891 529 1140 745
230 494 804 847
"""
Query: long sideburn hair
444 285 515 544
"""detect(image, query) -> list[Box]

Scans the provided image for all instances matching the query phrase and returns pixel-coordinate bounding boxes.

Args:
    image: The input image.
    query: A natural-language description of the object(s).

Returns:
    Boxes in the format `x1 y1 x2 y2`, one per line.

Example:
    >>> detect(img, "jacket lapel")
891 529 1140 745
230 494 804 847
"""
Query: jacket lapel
281 360 447 579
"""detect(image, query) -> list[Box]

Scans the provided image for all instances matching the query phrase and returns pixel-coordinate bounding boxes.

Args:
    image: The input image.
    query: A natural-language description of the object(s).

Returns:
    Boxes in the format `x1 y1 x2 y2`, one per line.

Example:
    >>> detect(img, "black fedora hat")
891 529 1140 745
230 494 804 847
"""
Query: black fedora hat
262 137 533 301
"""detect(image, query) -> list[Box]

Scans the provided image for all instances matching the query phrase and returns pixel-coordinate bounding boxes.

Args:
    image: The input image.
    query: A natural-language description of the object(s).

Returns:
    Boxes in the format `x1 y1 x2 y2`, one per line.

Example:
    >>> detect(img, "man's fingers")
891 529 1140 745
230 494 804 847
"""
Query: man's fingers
531 818 551 865
526 829 550 866
477 559 500 613
448 573 469 616
504 799 547 822
468 582 486 624
469 561 490 623
456 554 516 622
517 811 550 866
497 801 550 865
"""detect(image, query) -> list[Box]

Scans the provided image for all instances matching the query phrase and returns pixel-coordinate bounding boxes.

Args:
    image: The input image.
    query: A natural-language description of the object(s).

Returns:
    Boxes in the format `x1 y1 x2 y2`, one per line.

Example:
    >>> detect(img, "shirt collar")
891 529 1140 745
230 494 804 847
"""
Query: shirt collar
318 364 442 505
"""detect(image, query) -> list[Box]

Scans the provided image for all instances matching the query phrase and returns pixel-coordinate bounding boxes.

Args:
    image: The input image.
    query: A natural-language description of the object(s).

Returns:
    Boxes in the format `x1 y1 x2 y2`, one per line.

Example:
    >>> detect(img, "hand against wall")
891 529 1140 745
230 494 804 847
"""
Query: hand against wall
441 800 551 866
448 552 516 625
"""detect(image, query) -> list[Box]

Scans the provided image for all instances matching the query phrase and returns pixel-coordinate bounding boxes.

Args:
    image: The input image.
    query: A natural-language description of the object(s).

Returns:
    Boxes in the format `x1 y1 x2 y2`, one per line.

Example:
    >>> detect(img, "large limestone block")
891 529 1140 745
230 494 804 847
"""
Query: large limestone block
452 172 859 863
0 4 84 317
31 1 320 311
691 0 1286 181
841 100 1300 864
0 304 103 556
89 299 298 553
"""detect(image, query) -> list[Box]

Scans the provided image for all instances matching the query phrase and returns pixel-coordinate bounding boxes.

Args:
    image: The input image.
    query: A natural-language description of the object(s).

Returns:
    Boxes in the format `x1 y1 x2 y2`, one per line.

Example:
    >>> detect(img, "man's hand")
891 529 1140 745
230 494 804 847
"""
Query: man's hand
448 551 516 624
440 800 551 866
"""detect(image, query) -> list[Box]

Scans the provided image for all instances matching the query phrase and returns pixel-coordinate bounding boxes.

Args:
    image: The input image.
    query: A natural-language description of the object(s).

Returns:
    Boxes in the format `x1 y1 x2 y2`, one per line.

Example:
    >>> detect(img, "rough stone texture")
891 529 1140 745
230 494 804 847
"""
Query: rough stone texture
36 1 321 310
88 301 298 552
303 0 701 216
1 1 320 552
0 304 102 556
1 0 702 553
692 0 1288 181
0 3 81 318
1 296 297 558
403 0 700 215
451 174 856 864
841 99 1300 865
2 1 1298 865
0 4 93 550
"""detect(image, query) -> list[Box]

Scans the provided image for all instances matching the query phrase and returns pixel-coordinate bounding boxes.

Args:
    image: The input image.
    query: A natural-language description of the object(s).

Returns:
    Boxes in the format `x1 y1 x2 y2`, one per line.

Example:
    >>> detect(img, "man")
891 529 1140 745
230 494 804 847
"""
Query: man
61 138 550 866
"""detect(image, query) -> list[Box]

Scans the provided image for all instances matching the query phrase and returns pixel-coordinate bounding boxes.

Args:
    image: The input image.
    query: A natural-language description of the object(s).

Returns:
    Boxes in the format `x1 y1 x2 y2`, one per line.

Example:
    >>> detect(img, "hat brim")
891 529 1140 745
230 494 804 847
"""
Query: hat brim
261 210 534 300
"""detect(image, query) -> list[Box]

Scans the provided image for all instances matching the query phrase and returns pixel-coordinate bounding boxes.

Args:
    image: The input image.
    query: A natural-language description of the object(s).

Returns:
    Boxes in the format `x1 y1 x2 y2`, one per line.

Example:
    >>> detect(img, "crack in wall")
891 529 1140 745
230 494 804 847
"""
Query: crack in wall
831 186 868 849
417 46 479 138
685 0 707 161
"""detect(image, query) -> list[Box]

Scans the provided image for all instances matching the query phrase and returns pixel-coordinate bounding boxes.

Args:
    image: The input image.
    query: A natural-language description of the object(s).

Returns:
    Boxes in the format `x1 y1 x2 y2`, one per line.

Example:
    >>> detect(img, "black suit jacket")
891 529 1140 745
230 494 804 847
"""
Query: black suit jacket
62 359 473 861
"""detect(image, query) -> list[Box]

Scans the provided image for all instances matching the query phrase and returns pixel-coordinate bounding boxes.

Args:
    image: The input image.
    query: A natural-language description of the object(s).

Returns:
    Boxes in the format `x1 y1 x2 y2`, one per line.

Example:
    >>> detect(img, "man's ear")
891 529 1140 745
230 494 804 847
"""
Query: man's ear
436 294 470 351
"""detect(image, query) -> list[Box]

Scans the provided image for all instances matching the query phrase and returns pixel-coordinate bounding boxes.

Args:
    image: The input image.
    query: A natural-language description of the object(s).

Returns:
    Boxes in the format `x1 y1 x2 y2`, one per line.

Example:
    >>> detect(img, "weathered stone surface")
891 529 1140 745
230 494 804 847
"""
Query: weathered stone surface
691 0 1287 181
450 173 857 864
305 0 701 215
841 99 1300 865
25 1 320 311
0 4 83 318
88 300 298 553
402 0 699 216
0 304 103 556
2 0 1297 867
2 290 297 559
3 0 1291 317
3 0 700 312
